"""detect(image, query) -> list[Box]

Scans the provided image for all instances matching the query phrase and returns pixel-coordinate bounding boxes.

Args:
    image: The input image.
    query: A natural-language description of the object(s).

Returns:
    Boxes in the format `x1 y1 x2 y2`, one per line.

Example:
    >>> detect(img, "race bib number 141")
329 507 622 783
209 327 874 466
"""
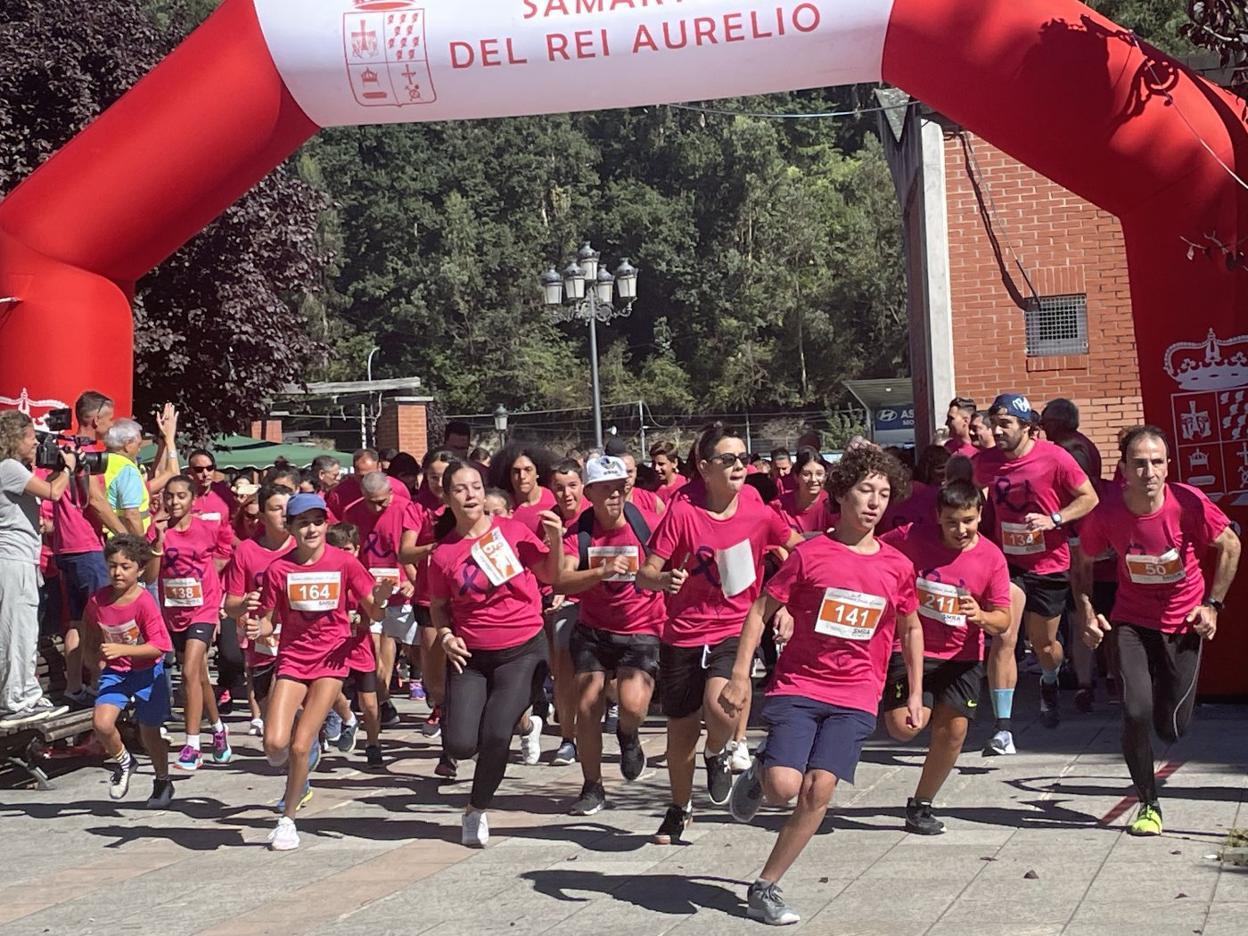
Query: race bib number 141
815 588 887 641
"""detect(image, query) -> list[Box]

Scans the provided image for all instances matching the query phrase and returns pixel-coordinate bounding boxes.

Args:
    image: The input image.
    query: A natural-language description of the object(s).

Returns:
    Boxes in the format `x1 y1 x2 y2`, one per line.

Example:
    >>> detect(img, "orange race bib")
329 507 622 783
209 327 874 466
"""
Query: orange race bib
587 545 640 582
471 527 523 587
814 588 887 641
1000 521 1045 556
916 577 967 628
101 620 141 645
286 571 342 612
1124 549 1185 585
369 567 401 587
163 577 205 608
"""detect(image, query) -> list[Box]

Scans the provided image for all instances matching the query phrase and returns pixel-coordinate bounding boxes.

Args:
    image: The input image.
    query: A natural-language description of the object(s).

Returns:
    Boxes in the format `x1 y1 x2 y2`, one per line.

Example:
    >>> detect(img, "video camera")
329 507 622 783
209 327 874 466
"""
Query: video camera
34 408 107 475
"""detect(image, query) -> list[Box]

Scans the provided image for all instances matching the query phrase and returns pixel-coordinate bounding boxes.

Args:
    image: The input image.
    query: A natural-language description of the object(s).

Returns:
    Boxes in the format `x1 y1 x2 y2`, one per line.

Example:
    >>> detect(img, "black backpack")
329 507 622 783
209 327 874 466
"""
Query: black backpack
576 503 652 571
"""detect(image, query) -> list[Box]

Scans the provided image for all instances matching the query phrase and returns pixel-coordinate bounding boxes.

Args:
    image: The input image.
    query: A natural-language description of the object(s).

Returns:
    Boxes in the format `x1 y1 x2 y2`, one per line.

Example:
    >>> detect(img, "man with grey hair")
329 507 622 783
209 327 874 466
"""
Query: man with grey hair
103 417 149 538
1040 398 1103 480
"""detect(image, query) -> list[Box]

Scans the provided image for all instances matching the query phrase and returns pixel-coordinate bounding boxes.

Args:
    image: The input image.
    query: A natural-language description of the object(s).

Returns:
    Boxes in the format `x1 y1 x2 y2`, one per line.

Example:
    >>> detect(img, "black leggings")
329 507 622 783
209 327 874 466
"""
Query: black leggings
216 618 246 697
444 631 548 810
1116 622 1202 804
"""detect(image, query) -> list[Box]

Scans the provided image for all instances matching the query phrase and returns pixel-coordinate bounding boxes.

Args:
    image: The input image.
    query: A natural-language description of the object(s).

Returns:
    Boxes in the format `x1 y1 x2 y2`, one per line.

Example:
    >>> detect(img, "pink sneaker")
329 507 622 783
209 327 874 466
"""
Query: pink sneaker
211 725 232 764
175 745 203 772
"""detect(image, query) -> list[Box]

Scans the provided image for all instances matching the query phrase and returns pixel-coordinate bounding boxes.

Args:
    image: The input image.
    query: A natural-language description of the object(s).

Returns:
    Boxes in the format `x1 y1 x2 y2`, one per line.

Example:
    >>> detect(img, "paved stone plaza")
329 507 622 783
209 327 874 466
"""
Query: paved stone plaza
1 689 1245 936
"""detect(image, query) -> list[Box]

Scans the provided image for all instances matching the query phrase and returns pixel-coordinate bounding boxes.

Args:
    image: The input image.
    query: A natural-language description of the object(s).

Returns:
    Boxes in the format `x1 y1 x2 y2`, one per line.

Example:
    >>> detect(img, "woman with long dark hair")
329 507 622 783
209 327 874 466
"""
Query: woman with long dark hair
770 447 836 534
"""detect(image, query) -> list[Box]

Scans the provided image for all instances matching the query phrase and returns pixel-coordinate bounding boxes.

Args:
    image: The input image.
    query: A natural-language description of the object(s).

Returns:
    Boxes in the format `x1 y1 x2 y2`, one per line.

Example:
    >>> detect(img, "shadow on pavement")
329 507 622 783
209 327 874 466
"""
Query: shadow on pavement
521 869 747 918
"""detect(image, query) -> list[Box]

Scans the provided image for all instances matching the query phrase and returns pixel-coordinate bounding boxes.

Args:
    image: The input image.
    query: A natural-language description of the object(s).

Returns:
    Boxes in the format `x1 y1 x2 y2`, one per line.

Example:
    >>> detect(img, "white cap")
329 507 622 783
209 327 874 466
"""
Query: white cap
583 455 628 487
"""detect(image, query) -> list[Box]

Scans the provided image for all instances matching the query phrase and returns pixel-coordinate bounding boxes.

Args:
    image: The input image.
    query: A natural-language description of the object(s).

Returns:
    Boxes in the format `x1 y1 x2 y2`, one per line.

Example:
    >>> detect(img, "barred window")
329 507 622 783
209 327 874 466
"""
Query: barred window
1025 293 1088 356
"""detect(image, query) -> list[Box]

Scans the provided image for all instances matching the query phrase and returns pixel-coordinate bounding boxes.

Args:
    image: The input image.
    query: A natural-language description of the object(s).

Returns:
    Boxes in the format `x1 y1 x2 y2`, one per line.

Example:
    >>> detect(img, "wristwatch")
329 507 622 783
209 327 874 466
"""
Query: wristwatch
1049 511 1063 528
1207 598 1225 613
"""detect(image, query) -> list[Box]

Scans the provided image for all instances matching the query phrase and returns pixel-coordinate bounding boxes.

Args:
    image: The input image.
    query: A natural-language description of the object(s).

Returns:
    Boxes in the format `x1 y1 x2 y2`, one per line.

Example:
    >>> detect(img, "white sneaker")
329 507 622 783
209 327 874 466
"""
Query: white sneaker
728 740 752 774
249 718 264 737
462 809 489 847
268 816 300 851
982 730 1017 756
520 716 543 766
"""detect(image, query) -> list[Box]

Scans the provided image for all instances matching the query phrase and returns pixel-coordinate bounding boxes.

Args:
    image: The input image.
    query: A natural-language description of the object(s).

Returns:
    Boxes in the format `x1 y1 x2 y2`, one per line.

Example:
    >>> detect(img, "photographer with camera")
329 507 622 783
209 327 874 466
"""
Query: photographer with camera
0 410 76 727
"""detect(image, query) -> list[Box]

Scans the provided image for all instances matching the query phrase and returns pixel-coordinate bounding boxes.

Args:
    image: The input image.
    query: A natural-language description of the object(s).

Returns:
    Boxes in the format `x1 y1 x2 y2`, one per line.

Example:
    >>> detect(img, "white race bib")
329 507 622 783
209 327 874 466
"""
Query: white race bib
1125 548 1185 585
101 620 141 645
588 545 639 582
163 577 204 608
715 539 757 599
369 567 401 587
286 571 342 612
916 577 966 628
471 527 522 587
254 630 280 657
199 511 222 522
1000 521 1045 556
814 587 887 641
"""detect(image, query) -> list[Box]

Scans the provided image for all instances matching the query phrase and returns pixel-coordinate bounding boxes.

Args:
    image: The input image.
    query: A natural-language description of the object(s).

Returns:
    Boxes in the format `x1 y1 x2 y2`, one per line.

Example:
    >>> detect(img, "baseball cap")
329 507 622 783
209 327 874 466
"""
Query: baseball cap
286 492 328 518
990 392 1036 420
583 455 628 487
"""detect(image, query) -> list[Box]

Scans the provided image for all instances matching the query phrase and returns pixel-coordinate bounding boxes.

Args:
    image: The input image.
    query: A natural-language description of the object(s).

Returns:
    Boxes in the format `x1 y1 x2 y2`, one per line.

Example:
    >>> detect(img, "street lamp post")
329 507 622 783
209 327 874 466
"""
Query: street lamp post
493 403 509 446
540 242 638 449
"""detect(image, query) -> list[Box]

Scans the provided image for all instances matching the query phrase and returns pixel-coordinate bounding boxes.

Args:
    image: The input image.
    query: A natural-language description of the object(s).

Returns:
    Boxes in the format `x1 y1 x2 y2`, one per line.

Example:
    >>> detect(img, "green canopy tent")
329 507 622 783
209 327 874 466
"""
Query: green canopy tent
139 435 352 471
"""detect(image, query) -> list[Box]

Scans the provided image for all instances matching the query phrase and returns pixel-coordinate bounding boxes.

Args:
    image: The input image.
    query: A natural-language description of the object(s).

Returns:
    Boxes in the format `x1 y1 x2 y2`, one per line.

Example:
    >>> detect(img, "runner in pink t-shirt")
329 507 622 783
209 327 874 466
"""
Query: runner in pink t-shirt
619 451 666 521
247 492 392 851
147 476 229 773
972 393 1098 734
769 448 837 535
944 396 979 458
221 484 293 737
718 446 922 924
879 482 1012 835
1074 426 1240 837
427 460 563 847
641 423 802 846
553 455 684 815
649 440 686 504
85 535 174 806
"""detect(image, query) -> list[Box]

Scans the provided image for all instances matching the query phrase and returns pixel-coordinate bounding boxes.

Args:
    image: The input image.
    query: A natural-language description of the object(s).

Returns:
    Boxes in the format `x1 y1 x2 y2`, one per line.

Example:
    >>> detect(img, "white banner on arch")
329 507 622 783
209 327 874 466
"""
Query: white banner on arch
252 0 895 128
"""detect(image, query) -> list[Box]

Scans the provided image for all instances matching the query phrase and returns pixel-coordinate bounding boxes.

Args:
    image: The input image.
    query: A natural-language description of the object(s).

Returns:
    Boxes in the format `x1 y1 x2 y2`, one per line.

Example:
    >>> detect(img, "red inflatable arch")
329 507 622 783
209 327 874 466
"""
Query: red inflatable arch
1 0 1246 690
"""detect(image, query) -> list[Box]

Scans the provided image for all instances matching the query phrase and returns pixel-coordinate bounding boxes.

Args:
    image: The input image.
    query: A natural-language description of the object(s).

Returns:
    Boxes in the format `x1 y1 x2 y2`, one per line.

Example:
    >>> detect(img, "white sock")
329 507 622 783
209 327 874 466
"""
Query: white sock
186 734 201 750
211 720 224 733
343 715 358 728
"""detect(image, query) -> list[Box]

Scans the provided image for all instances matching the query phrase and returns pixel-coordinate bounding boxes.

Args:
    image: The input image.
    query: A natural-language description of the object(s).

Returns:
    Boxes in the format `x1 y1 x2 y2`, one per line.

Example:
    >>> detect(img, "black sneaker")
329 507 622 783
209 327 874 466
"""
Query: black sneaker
705 750 732 806
569 780 606 816
1074 687 1094 713
1040 681 1060 728
146 777 174 809
904 797 945 835
107 753 136 800
365 744 383 767
379 701 401 729
435 753 458 779
653 804 691 845
618 730 645 782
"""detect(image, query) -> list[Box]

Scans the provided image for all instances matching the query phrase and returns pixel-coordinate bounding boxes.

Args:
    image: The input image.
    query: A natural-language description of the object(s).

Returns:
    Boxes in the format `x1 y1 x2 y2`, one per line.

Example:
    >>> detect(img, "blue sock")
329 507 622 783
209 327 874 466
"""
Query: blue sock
992 689 1014 730
1040 667 1059 686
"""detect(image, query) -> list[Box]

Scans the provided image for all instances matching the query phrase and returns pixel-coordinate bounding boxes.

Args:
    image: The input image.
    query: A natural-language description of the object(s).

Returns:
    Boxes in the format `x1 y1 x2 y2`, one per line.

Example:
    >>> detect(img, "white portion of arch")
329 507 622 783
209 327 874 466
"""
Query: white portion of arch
253 0 895 128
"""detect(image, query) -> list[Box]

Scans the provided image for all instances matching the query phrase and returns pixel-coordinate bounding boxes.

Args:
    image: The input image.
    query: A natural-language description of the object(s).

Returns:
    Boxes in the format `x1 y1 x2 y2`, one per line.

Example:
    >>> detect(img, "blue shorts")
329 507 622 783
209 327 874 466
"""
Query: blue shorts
761 694 877 784
96 662 172 727
55 551 109 620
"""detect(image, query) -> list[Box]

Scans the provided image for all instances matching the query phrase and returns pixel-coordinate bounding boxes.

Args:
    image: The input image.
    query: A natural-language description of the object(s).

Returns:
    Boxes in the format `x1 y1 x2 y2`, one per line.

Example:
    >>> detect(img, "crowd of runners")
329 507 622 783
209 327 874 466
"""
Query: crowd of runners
0 387 1239 926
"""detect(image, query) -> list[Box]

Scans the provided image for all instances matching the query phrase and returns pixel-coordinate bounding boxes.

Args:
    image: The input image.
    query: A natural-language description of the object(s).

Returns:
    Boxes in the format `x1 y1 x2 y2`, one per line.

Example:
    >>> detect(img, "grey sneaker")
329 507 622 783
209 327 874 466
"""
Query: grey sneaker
982 729 1016 756
705 749 732 806
569 780 606 816
147 778 174 809
729 742 765 823
551 739 578 767
336 718 360 754
747 879 799 926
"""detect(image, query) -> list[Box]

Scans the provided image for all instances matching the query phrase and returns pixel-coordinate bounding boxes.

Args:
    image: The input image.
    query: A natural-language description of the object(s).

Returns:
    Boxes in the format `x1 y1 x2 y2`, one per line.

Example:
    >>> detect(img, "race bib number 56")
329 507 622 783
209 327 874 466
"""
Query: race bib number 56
287 572 342 612
815 588 887 641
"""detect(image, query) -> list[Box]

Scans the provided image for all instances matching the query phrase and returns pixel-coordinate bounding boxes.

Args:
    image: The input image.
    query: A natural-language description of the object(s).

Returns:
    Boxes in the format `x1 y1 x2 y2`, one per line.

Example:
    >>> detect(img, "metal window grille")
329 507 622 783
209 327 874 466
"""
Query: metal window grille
1024 293 1088 356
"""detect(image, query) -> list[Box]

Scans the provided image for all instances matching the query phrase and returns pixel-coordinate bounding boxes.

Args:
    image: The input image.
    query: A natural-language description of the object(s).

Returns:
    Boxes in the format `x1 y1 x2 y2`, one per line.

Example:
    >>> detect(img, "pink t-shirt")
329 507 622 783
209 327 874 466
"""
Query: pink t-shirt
51 473 104 555
1078 483 1229 632
648 490 792 647
512 486 558 536
973 440 1089 574
630 487 664 517
345 497 425 607
148 518 224 632
776 473 799 496
326 474 410 519
410 500 442 608
770 490 837 535
562 515 665 636
656 476 687 503
85 587 172 673
879 481 940 534
881 523 1011 661
191 487 238 561
222 534 295 666
260 546 378 680
427 517 549 651
945 438 978 459
766 536 918 714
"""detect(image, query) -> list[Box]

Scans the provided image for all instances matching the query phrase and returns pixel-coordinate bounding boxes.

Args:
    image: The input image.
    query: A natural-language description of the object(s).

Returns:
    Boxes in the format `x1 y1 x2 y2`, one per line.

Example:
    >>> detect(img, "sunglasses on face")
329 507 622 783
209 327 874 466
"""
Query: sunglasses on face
707 453 749 468
190 464 214 473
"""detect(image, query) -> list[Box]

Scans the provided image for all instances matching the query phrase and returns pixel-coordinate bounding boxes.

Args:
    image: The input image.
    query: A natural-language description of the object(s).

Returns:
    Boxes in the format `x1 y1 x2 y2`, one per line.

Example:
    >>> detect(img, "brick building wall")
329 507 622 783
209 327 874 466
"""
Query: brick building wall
942 130 1143 474
374 399 430 461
